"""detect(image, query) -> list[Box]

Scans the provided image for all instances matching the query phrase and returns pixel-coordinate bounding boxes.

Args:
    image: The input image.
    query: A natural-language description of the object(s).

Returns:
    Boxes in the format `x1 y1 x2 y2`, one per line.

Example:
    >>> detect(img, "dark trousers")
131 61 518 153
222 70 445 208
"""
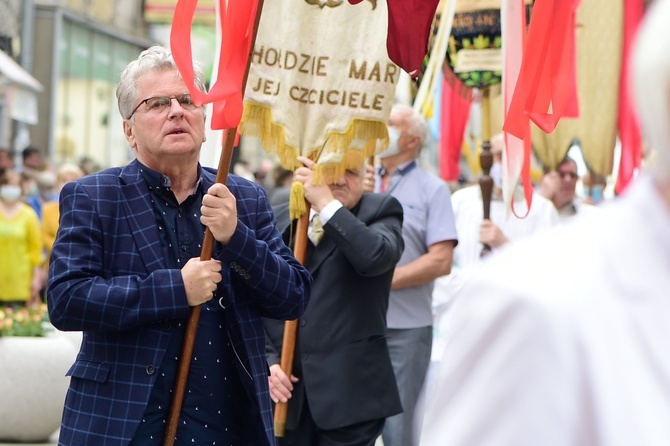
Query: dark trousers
278 395 384 446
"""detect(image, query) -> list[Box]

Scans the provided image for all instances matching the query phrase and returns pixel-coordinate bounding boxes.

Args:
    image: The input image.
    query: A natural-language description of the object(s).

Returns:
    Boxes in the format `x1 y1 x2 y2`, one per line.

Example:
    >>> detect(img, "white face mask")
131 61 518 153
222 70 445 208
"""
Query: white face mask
378 127 402 159
584 184 604 203
0 185 22 202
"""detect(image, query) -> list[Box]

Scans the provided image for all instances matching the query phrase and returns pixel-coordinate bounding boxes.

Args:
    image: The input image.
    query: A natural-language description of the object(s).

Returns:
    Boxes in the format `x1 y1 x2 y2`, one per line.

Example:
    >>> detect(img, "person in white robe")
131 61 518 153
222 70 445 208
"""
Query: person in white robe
420 1 670 444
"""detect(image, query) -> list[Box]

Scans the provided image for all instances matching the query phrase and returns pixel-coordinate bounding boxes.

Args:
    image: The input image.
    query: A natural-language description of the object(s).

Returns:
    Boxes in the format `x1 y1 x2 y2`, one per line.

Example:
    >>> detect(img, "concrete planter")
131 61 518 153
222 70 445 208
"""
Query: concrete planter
0 332 79 442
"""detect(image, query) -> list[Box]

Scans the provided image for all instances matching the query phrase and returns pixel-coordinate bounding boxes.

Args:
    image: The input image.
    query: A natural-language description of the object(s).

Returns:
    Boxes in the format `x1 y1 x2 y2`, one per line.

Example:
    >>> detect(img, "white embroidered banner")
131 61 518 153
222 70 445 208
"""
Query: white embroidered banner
240 0 400 185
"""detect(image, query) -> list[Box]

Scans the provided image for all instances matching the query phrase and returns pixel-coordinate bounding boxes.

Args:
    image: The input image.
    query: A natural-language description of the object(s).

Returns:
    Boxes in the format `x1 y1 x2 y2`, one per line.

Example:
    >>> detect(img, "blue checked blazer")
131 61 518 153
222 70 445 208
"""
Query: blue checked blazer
47 159 311 446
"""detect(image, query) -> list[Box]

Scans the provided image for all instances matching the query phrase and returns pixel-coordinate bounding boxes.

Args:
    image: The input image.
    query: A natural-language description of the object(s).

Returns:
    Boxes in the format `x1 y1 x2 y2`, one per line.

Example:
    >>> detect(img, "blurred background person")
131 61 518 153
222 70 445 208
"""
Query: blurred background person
24 169 57 221
253 157 274 191
78 156 102 176
267 164 294 206
538 156 582 218
0 147 14 172
0 170 44 307
582 169 608 205
42 163 86 264
21 146 45 174
377 104 458 446
430 133 559 372
538 155 600 220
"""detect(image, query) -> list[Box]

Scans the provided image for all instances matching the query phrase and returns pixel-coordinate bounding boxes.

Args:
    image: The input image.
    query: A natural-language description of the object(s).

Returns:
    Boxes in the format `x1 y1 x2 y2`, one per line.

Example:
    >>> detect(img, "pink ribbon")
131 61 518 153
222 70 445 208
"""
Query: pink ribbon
503 0 533 218
615 0 643 195
503 0 581 139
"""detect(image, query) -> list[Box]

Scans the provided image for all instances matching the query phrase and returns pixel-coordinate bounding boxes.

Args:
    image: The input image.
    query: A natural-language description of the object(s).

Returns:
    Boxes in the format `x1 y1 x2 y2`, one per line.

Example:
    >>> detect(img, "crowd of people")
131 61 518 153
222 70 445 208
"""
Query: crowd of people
0 147 86 307
4 1 669 444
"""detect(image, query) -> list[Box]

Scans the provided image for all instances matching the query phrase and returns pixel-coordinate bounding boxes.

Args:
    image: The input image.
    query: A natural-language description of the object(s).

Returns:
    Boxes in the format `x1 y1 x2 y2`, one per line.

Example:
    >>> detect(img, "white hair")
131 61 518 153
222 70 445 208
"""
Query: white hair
391 104 429 148
631 0 670 182
116 45 207 120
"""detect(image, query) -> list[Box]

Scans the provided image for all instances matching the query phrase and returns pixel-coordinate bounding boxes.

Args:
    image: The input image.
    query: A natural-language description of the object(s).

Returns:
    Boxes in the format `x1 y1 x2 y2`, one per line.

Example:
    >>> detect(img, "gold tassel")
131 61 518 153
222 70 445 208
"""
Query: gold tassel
289 181 307 220
241 102 388 187
240 102 388 173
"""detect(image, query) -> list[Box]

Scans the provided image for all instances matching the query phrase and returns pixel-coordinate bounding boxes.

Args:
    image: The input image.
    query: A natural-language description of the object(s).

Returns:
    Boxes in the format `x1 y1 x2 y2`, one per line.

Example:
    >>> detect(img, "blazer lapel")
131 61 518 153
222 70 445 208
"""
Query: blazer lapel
307 234 337 275
119 162 166 273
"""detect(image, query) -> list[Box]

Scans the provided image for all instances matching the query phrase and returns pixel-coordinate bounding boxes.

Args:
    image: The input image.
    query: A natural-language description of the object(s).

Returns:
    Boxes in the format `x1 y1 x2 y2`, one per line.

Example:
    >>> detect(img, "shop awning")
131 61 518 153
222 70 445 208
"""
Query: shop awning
0 49 43 92
0 49 43 125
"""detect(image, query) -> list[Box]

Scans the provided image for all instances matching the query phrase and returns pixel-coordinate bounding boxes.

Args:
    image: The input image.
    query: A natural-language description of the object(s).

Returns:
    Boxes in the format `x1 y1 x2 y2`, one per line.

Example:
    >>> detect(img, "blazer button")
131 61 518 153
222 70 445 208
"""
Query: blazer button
301 353 309 361
146 365 156 375
300 319 307 327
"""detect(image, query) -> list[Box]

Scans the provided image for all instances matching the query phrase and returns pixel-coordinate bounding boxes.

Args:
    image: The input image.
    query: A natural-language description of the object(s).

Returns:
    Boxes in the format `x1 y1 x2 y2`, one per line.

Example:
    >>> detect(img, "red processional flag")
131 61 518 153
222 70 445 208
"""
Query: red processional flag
502 0 533 218
615 0 644 195
349 0 440 78
439 71 472 182
170 0 259 130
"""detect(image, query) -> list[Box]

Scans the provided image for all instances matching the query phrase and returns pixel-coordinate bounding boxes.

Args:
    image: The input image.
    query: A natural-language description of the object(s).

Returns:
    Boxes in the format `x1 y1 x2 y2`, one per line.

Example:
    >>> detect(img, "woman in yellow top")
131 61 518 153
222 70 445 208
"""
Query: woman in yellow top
0 169 44 306
41 163 85 264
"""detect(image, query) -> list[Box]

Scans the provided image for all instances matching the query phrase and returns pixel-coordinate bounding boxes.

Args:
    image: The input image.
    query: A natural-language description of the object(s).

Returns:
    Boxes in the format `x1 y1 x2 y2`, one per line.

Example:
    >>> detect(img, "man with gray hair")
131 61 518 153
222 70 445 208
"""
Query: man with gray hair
0 146 13 172
47 45 311 445
420 1 670 444
376 103 458 446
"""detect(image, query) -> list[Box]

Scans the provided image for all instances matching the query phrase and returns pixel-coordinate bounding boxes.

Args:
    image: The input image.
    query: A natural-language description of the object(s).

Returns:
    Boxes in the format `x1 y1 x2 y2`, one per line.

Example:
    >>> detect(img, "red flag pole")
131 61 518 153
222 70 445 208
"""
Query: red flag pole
163 1 265 444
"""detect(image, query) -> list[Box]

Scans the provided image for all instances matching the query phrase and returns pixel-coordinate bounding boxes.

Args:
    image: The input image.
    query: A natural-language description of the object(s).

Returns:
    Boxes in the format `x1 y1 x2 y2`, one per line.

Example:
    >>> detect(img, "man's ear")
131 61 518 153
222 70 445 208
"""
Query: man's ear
407 135 421 152
123 120 137 149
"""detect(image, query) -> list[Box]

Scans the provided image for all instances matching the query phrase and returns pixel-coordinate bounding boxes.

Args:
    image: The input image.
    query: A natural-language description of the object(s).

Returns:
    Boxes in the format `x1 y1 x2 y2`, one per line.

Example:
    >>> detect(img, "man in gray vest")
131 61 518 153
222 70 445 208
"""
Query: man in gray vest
376 104 458 446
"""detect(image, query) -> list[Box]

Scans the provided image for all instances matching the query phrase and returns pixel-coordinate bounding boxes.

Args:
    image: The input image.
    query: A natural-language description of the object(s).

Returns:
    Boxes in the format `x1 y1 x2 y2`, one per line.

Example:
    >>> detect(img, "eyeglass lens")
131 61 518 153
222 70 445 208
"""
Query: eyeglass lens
145 95 196 111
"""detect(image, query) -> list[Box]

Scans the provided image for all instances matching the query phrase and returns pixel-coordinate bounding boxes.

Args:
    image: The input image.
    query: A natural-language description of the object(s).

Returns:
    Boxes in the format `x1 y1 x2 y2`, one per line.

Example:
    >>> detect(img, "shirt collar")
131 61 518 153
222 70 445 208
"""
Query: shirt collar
396 160 417 175
378 160 417 177
138 161 204 195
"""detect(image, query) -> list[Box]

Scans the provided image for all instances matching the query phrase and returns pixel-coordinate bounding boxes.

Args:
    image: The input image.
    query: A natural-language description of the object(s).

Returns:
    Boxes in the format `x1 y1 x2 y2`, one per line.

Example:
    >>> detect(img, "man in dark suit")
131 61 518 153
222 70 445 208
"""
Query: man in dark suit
265 155 404 446
47 46 311 446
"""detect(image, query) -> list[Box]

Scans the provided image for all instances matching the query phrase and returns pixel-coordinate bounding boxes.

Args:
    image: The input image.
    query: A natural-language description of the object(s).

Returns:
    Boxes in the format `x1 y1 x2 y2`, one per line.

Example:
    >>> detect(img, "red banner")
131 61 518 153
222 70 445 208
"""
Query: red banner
171 0 259 130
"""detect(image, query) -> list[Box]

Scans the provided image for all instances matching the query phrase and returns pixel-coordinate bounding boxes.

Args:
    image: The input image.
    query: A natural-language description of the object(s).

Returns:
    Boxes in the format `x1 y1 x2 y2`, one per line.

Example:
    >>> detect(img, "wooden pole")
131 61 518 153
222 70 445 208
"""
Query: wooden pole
163 1 265 444
273 206 310 437
163 132 236 446
479 87 493 257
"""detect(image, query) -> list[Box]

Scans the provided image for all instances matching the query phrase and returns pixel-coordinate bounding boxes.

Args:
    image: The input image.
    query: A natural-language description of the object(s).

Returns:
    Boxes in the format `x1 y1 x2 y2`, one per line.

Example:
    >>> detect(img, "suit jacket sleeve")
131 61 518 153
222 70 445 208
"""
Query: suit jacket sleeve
325 194 404 277
48 180 190 332
212 177 311 321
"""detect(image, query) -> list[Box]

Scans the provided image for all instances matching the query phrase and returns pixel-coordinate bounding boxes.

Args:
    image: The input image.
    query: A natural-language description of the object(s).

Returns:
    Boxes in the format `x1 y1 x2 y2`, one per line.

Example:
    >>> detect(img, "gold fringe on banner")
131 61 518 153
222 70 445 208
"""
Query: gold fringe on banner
241 103 389 181
240 103 301 171
241 102 390 221
312 150 367 186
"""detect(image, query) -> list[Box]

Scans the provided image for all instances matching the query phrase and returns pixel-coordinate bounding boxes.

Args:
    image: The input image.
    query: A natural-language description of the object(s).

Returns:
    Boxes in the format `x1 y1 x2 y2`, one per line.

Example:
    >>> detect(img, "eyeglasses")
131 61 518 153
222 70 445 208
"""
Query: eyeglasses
558 171 578 180
127 94 198 119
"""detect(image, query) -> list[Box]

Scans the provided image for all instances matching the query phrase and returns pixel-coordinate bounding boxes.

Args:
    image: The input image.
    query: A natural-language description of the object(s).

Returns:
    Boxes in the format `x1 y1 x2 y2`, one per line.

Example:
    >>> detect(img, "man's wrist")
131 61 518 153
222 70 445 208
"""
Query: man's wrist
317 200 343 225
